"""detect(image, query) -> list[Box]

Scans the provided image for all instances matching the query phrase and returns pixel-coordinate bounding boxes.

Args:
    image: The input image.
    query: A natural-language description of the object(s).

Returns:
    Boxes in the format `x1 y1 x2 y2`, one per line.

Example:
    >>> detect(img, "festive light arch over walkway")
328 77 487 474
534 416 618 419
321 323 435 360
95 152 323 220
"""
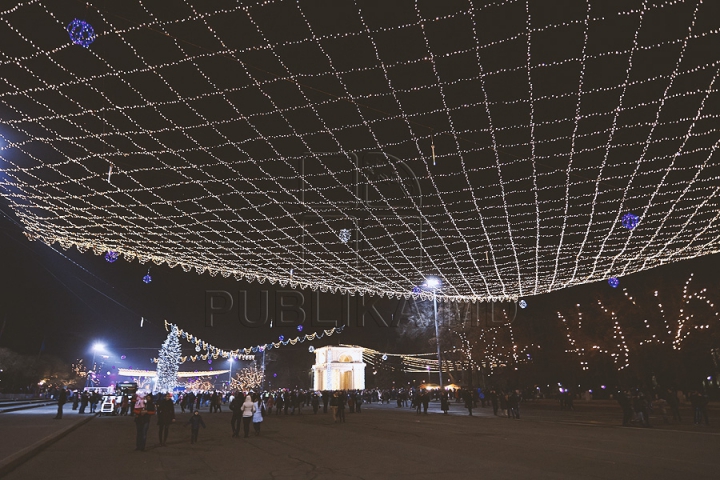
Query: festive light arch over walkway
1 1 720 302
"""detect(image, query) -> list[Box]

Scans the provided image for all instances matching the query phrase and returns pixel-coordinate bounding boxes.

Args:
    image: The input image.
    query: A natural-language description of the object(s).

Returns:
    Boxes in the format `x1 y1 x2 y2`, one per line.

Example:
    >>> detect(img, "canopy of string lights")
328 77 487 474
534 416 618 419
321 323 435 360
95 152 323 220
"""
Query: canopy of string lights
1 1 719 302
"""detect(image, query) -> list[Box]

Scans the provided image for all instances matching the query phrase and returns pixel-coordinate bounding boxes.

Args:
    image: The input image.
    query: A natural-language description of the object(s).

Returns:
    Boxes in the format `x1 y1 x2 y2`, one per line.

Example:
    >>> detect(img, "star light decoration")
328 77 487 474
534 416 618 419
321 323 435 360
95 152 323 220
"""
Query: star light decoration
2 2 720 303
143 269 152 284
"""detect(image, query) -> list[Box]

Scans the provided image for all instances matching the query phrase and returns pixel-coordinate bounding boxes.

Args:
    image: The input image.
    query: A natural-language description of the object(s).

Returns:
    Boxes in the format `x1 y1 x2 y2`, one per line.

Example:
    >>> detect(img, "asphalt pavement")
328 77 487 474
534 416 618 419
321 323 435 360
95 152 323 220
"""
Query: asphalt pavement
1 400 718 479
0 404 96 476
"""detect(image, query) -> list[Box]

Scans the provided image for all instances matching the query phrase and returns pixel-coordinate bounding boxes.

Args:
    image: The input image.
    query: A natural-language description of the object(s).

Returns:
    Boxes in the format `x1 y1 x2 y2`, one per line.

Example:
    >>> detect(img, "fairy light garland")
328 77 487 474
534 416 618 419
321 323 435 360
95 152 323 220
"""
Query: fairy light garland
0 2 719 302
154 320 345 364
360 346 450 373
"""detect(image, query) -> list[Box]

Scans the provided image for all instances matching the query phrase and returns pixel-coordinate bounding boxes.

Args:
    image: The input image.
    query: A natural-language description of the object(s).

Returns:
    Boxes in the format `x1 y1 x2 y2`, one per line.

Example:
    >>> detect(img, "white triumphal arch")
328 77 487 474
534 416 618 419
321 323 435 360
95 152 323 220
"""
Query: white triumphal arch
312 346 366 391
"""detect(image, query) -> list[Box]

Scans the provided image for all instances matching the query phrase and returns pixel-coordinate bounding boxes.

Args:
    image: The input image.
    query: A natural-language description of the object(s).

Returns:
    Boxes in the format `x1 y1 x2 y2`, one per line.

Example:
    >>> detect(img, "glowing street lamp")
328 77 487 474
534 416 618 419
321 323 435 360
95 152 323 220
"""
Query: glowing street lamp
425 276 441 289
228 357 235 386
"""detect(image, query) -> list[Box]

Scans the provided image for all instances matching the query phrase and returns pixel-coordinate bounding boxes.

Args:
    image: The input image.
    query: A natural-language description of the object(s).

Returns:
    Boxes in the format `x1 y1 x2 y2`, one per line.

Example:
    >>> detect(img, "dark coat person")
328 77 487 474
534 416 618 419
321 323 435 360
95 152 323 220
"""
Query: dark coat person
54 387 68 419
157 393 176 446
229 393 243 437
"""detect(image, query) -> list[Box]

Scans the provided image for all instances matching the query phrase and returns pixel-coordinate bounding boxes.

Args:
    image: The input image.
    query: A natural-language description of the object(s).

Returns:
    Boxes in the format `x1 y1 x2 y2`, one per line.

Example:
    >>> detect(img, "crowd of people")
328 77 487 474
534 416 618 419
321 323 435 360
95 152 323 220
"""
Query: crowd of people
46 382 713 450
616 388 710 427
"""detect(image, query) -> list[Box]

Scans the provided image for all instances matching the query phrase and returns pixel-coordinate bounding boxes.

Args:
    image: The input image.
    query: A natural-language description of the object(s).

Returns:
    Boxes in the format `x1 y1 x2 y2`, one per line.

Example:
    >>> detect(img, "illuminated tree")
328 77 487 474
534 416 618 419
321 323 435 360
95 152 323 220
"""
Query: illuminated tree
155 326 181 392
230 365 264 392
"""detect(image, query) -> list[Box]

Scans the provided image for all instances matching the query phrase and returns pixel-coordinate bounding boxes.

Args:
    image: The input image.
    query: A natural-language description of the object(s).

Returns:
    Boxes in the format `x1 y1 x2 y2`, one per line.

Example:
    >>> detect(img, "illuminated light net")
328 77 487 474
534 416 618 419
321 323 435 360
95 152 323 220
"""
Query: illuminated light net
1 1 719 302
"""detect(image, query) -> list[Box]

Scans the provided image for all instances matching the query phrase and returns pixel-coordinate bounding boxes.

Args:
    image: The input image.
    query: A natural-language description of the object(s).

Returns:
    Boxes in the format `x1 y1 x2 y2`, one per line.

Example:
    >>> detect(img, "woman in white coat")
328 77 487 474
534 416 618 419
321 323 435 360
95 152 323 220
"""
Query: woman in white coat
240 394 256 438
252 393 265 436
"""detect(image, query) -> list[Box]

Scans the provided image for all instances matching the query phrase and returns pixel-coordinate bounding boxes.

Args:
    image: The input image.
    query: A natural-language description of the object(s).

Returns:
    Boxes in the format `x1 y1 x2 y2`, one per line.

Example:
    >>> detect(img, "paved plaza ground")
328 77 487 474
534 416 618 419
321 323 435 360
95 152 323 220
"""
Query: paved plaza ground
1 400 719 479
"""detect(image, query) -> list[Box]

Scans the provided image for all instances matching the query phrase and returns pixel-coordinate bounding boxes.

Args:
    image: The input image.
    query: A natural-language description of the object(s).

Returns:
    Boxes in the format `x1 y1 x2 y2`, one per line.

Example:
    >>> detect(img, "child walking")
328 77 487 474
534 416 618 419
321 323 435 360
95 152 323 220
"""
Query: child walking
185 410 206 444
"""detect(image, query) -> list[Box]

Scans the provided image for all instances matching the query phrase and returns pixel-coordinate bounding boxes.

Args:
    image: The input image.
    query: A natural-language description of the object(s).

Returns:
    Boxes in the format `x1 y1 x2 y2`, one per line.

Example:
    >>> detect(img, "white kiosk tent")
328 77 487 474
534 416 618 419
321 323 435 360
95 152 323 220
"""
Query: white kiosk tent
312 346 366 391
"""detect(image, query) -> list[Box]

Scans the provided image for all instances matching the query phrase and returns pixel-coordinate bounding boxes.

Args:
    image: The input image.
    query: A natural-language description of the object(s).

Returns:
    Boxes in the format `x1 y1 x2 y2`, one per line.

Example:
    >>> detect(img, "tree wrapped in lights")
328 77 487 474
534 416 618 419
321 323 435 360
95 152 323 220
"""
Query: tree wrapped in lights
155 326 181 392
71 359 88 379
555 273 720 388
182 379 214 392
230 365 264 392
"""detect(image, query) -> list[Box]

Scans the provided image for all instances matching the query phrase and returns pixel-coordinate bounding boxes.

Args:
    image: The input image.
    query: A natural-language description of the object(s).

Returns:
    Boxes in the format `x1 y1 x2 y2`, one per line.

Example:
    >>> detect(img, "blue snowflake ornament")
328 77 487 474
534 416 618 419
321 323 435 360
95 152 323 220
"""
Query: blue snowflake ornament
67 19 96 48
621 213 640 230
608 277 620 288
339 228 352 243
519 299 527 309
105 250 118 263
143 270 152 283
297 325 303 332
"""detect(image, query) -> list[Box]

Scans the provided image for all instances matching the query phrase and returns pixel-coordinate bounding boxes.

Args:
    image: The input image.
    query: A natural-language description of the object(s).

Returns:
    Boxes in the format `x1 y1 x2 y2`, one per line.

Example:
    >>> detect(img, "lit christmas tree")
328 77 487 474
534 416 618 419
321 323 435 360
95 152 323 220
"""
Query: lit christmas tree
155 325 181 392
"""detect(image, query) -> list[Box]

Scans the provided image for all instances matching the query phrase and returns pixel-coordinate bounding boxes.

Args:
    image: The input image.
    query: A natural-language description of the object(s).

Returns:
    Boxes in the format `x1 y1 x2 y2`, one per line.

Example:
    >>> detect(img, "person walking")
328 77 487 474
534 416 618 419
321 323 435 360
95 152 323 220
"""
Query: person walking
322 391 329 414
240 394 256 438
294 391 303 415
186 410 206 444
337 392 346 423
229 392 242 437
311 393 320 414
79 391 89 414
441 394 449 414
463 389 474 416
134 394 155 451
120 394 129 416
499 391 508 417
617 390 633 426
157 393 176 446
330 392 339 422
666 388 681 424
90 391 100 414
509 391 520 419
252 393 264 436
54 387 68 419
490 389 499 416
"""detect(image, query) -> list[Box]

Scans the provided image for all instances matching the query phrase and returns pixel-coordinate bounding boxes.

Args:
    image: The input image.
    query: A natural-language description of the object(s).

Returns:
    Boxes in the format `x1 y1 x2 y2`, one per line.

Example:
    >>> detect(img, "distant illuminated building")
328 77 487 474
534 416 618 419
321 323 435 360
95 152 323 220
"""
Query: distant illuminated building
312 346 365 391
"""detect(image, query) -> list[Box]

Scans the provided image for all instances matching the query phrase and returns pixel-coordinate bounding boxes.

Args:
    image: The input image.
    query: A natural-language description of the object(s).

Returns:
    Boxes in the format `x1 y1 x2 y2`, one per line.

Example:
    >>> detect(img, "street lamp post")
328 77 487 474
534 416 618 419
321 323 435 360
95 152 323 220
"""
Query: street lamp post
432 289 443 391
228 357 234 389
261 347 266 390
422 276 444 391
